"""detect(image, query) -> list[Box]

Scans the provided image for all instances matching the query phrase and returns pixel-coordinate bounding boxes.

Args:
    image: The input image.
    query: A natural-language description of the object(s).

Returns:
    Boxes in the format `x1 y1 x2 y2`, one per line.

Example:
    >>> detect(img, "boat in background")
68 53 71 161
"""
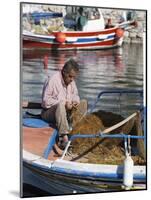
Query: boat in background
23 7 137 50
23 26 125 50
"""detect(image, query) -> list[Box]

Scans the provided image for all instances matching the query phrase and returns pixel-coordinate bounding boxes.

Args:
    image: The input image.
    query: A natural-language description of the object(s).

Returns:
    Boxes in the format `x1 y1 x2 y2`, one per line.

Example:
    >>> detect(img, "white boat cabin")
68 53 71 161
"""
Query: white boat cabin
63 6 105 31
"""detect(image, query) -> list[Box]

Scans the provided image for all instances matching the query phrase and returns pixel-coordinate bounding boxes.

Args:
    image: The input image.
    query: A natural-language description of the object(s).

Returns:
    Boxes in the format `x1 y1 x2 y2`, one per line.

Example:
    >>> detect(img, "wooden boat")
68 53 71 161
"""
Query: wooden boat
23 7 137 50
21 90 146 196
23 27 125 50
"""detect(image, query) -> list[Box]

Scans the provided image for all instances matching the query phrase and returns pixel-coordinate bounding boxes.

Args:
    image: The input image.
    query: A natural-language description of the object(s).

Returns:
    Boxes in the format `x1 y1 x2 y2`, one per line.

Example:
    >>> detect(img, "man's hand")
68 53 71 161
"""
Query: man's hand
72 101 79 109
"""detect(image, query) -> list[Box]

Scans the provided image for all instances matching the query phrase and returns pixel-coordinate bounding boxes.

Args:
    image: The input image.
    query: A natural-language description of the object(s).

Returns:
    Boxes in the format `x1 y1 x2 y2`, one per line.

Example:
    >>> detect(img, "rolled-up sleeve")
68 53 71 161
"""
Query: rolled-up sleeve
41 78 59 108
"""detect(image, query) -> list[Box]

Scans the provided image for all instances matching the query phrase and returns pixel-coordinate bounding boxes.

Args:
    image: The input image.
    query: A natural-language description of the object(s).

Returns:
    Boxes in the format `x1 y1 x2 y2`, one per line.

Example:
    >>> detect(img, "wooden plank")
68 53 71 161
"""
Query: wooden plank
23 126 62 160
22 101 42 109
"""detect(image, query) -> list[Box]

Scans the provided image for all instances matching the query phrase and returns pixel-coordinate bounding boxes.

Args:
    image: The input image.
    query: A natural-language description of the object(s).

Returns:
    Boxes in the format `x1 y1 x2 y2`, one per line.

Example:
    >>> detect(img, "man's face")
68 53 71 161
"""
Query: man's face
63 69 78 86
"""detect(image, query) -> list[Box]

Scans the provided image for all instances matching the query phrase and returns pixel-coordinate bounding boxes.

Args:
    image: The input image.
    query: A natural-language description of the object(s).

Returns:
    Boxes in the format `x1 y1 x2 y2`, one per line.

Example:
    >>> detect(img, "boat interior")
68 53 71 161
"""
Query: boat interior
22 92 146 165
22 100 146 165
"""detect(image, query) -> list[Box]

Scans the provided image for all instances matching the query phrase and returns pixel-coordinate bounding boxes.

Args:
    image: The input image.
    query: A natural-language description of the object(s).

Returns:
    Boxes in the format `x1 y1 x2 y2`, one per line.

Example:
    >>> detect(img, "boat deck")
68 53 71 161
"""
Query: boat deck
23 126 62 161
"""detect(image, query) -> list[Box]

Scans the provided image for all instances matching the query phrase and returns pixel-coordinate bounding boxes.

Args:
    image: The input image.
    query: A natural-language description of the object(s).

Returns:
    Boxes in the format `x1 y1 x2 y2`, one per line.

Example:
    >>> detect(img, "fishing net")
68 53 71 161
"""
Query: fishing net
66 109 145 165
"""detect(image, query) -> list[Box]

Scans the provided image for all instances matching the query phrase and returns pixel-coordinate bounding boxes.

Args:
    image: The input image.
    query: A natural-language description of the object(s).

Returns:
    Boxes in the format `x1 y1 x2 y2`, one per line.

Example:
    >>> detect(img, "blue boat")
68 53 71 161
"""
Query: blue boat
21 89 146 196
23 11 63 19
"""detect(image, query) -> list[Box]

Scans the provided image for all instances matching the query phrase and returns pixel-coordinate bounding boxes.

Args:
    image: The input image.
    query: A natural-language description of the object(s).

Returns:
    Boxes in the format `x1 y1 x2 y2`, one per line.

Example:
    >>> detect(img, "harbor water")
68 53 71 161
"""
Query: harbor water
23 43 144 116
22 43 144 197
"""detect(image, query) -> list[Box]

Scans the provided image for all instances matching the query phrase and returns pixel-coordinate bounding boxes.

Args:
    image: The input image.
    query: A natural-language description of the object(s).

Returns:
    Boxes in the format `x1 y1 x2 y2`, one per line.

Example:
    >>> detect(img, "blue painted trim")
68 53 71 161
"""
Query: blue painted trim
43 129 58 159
28 161 145 181
98 89 143 99
77 38 98 43
89 89 143 113
76 35 114 43
51 166 122 179
50 166 145 181
23 118 50 128
70 133 145 141
23 12 63 19
26 34 114 44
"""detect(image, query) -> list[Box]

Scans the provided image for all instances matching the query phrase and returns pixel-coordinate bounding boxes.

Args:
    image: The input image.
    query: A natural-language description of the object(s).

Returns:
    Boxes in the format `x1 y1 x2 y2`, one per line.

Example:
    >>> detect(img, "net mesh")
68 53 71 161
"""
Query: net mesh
67 110 145 165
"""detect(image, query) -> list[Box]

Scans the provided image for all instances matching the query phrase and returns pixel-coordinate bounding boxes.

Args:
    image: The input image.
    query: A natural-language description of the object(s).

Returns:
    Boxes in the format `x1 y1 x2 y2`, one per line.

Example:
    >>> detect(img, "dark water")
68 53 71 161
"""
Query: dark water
22 43 144 197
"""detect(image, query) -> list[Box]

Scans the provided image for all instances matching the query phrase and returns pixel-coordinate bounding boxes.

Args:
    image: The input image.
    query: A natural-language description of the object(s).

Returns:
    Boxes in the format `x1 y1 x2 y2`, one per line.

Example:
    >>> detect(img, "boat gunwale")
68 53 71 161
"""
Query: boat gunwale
23 150 146 182
23 26 118 37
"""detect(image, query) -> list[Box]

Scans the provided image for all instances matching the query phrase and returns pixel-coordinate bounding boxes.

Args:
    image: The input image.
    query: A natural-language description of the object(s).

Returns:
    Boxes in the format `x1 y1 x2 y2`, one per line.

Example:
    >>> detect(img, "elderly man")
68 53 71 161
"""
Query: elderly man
41 58 86 149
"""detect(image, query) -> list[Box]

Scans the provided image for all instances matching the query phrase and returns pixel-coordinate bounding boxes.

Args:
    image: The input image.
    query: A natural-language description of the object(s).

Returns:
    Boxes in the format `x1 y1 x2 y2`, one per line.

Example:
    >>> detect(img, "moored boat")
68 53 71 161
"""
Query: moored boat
22 7 137 50
23 27 125 50
21 89 146 196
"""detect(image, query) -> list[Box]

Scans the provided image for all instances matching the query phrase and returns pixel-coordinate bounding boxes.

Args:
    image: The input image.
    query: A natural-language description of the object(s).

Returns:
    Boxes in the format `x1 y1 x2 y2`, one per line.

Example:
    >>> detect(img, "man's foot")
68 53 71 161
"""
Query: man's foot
53 144 63 156
58 134 69 150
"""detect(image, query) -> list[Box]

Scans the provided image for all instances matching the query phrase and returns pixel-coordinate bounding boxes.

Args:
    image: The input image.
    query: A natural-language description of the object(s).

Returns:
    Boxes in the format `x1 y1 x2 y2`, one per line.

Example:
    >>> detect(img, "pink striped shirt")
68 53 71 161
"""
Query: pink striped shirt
42 71 80 108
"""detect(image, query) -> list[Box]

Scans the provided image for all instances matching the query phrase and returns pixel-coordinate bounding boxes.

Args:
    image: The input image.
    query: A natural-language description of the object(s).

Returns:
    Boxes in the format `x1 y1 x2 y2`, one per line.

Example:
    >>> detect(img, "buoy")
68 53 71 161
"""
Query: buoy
123 153 134 189
56 32 66 43
43 55 48 70
116 28 124 38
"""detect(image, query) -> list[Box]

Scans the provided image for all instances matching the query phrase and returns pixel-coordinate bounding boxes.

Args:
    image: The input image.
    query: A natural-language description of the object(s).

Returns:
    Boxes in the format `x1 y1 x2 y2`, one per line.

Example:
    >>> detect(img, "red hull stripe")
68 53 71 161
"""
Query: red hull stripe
23 38 119 49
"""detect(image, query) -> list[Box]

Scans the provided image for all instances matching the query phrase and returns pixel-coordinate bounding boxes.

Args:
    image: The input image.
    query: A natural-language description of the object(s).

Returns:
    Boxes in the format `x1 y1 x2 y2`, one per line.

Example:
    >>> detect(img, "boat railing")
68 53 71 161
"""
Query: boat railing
60 89 145 160
89 89 143 113
42 125 145 160
42 89 145 160
61 132 145 160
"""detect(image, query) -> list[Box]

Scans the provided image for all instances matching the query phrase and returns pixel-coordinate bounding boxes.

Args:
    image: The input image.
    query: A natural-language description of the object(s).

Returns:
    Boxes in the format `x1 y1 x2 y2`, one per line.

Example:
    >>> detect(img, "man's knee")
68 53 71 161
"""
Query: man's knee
57 102 66 112
56 102 67 118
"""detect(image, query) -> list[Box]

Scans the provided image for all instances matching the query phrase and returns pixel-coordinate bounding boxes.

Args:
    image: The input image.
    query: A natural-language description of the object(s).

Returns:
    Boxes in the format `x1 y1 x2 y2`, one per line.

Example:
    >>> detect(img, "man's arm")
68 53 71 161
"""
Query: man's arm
72 81 80 104
41 78 59 108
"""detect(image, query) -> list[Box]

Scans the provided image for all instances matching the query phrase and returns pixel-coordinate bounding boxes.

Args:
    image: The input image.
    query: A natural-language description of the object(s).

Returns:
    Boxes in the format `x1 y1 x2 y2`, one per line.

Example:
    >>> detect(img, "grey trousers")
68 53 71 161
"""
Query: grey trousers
41 100 87 135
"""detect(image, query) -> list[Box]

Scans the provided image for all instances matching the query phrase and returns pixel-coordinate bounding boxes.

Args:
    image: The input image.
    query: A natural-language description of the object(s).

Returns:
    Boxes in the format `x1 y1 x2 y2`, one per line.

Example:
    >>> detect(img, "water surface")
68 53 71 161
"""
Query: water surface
22 43 144 117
